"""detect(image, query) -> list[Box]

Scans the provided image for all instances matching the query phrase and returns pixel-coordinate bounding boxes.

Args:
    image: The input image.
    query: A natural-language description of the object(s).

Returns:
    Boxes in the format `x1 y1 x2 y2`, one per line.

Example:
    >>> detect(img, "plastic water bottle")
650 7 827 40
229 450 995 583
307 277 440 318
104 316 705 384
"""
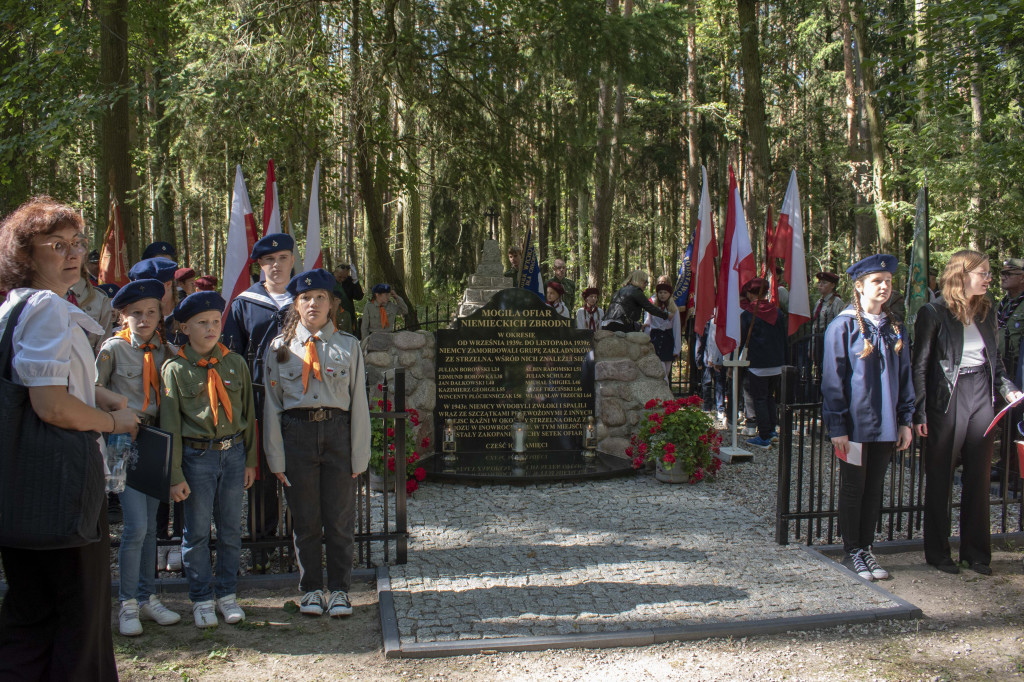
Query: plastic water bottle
106 433 132 494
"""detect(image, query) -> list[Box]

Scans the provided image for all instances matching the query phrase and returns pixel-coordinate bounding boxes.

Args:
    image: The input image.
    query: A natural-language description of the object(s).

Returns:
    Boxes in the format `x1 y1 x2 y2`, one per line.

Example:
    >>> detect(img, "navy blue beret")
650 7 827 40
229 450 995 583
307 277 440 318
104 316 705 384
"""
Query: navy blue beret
110 279 165 310
129 258 178 283
371 283 392 295
287 269 336 297
250 233 294 260
173 291 226 322
846 254 898 280
96 283 120 298
142 241 176 260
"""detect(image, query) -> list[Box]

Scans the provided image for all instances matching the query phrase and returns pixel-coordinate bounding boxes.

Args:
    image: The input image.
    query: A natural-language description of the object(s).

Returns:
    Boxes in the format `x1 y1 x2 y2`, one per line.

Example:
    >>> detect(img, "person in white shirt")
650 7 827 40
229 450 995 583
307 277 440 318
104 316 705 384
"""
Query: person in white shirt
545 281 570 319
575 287 603 331
643 282 681 383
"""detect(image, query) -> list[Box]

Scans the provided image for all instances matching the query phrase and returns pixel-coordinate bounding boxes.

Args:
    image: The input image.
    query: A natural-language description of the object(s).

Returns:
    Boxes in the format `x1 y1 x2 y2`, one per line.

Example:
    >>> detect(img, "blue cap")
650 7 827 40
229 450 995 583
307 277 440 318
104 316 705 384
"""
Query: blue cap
173 291 226 322
142 241 176 260
846 254 898 280
250 233 294 260
129 258 178 283
110 279 165 310
371 283 392 295
287 269 335 297
96 283 120 298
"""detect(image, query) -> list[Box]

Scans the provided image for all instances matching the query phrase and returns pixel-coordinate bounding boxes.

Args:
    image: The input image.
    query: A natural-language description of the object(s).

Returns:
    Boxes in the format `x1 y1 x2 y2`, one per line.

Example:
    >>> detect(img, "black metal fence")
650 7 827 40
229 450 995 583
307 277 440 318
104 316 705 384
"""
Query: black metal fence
775 365 1023 546
395 301 456 333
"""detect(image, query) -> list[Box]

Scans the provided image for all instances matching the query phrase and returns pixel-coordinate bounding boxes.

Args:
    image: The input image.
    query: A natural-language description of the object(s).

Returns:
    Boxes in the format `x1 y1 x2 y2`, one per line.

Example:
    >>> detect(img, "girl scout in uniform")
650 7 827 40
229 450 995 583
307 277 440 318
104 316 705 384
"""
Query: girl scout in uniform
95 279 181 636
821 255 915 582
263 269 371 618
160 291 258 628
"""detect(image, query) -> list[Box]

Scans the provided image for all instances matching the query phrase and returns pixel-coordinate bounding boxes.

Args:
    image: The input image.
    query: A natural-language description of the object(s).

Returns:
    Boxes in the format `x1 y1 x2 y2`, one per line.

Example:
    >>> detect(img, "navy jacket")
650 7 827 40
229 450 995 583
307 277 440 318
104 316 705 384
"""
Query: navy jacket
221 283 292 390
739 309 788 369
821 308 915 442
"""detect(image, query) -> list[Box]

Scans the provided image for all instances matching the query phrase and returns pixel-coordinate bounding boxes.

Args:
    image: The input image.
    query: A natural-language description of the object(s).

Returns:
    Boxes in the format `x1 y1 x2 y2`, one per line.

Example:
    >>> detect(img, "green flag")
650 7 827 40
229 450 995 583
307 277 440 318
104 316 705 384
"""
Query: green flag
905 185 929 339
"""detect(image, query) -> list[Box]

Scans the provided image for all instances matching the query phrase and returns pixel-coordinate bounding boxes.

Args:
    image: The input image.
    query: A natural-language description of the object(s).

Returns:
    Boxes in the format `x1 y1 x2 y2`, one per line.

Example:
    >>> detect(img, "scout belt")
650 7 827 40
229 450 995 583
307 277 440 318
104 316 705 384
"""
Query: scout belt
284 407 347 422
182 433 244 451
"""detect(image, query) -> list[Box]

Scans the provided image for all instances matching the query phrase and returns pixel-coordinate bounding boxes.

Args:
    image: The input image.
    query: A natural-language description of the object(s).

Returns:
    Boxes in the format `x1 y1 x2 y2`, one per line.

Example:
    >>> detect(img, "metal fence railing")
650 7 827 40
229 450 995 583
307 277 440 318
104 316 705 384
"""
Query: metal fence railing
395 301 456 333
775 365 1023 546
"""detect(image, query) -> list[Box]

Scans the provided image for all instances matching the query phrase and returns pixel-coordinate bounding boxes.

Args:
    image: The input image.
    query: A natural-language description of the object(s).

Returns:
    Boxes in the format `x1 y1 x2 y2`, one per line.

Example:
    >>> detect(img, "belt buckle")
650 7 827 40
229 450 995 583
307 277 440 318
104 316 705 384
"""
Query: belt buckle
217 438 232 451
312 408 327 422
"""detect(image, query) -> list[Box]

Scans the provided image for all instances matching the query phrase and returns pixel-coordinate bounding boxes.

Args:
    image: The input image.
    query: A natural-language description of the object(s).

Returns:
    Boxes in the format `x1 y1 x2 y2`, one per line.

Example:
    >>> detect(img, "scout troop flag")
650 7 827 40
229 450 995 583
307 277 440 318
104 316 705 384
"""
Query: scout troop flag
222 165 259 307
692 166 718 333
714 166 756 356
905 184 929 338
262 159 282 237
98 190 130 287
518 228 545 301
772 170 811 335
303 161 323 270
673 234 694 313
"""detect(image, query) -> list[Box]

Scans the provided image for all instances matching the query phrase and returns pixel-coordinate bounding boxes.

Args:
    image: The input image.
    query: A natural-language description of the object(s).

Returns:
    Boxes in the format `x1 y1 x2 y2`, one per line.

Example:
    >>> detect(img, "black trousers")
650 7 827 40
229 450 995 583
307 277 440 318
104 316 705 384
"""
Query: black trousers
745 372 779 439
281 412 356 593
838 442 894 553
924 370 995 567
0 501 117 681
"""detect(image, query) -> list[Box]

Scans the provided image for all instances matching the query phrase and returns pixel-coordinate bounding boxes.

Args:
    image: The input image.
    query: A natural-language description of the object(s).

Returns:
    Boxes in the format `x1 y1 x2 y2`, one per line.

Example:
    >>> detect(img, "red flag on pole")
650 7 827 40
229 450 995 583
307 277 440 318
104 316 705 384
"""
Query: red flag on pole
692 166 718 333
98 191 130 287
714 166 756 356
222 165 258 307
772 169 810 335
303 161 323 270
262 159 282 237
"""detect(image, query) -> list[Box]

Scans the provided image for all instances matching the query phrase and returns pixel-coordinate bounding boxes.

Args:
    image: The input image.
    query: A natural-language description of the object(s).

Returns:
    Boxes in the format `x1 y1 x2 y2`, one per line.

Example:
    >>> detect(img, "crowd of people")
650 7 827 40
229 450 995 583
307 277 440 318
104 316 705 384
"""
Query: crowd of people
1 195 1022 679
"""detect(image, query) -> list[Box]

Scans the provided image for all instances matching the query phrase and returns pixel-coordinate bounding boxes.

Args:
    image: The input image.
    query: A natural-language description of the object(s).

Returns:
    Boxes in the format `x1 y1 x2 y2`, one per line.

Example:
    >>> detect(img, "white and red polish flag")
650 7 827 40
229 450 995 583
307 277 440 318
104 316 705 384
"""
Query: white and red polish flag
262 159 282 237
714 165 756 356
303 161 323 270
692 165 719 333
222 165 259 307
772 169 810 335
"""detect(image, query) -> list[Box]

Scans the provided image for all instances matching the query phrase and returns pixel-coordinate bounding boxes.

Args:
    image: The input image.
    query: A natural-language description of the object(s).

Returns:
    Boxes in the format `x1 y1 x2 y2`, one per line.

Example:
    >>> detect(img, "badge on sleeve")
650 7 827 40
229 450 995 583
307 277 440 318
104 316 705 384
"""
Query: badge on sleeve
100 352 110 362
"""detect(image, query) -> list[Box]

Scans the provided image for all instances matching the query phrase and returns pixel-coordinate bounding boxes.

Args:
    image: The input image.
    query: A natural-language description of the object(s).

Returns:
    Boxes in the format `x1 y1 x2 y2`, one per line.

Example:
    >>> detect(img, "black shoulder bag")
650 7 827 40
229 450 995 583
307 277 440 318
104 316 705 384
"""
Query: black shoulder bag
0 298 105 549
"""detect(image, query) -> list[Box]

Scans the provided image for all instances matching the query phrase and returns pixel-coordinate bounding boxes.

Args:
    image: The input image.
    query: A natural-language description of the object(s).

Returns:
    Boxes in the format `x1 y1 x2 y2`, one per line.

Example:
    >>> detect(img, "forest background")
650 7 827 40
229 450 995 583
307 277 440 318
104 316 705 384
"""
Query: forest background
2 0 1023 315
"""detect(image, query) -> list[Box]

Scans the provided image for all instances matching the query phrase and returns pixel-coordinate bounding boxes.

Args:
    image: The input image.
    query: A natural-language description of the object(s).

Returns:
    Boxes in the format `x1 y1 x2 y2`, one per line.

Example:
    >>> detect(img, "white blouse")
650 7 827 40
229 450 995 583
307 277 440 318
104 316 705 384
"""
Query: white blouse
962 322 986 368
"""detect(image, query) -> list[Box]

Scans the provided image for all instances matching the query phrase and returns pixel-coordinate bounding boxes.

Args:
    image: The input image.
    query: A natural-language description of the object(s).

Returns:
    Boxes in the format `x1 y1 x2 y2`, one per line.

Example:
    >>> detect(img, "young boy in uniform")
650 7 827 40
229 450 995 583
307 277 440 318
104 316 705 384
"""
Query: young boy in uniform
160 291 257 628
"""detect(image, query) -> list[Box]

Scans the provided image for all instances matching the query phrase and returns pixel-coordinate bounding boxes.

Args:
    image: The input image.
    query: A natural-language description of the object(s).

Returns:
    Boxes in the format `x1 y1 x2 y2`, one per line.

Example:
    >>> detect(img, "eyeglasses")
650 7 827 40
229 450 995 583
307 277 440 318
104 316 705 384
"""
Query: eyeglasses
39 236 88 257
968 270 993 280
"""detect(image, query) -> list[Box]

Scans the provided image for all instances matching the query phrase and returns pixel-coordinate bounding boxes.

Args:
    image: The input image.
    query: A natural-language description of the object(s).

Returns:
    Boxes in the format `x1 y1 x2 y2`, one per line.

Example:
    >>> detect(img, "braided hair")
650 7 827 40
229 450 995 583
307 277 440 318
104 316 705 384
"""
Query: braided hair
852 279 904 359
273 292 338 363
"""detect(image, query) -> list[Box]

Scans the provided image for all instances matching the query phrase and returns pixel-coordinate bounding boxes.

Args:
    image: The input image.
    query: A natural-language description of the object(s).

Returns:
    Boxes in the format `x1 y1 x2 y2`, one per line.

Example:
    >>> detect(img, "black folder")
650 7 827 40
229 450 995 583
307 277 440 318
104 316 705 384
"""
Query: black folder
126 425 173 500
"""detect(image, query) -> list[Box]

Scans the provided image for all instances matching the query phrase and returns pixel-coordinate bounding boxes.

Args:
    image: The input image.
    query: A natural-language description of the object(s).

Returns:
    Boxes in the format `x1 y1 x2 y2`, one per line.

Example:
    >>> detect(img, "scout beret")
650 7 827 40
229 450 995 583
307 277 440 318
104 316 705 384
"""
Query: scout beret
546 281 565 296
174 291 226 322
582 287 600 299
286 269 335 297
1003 258 1024 273
846 254 898 280
96 283 120 298
175 267 196 282
194 275 217 291
655 282 673 294
815 271 840 285
111 279 166 310
371 283 392 295
250 233 294 260
142 241 176 260
740 277 769 296
129 258 178 283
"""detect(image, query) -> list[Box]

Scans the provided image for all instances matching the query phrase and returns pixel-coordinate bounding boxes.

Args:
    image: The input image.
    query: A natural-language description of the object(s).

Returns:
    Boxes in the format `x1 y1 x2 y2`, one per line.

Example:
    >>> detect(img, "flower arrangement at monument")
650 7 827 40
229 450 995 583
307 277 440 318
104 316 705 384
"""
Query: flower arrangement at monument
369 384 430 494
627 395 723 484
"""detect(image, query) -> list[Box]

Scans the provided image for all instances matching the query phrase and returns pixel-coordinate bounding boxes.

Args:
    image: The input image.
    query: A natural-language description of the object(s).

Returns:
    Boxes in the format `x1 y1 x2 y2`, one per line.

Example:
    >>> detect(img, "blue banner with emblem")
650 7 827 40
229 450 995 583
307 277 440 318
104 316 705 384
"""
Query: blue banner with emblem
673 232 695 310
518 228 545 301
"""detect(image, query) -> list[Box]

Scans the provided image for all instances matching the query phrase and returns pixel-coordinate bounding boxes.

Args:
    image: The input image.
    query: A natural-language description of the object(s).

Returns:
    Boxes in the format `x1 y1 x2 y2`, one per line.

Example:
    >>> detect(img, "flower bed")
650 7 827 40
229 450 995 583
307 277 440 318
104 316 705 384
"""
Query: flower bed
369 384 431 494
627 396 723 484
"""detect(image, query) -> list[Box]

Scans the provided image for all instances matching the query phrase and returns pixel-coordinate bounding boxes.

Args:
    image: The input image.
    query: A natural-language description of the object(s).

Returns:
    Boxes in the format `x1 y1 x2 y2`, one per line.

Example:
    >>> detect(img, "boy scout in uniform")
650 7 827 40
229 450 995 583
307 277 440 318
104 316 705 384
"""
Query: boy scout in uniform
360 283 408 337
67 265 114 351
160 291 257 629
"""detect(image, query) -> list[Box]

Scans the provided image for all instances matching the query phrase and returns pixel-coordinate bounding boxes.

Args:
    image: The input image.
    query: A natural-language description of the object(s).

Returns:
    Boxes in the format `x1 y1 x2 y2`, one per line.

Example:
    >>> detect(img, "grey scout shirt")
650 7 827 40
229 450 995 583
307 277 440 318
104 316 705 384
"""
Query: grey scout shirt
95 332 177 420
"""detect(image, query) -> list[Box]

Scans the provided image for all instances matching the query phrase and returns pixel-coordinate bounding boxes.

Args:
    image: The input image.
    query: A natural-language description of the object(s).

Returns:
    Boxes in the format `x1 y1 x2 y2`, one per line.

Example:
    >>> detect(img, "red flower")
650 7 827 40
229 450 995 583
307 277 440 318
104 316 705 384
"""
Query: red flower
711 457 722 473
693 467 705 481
650 426 658 435
631 456 645 470
663 452 676 464
408 452 419 464
408 408 420 426
387 427 395 438
663 442 676 454
414 467 426 482
387 456 396 472
644 399 659 409
406 479 419 494
377 399 385 408
387 400 393 411
625 446 634 457
664 403 680 415
377 383 383 392
648 412 663 424
638 443 648 454
421 437 431 448
389 443 395 452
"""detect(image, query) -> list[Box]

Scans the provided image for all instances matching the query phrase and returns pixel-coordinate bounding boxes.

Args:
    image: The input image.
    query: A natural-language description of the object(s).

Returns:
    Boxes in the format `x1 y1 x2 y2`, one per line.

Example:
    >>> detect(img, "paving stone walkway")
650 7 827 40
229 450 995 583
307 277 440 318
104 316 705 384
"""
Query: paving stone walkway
387 474 909 647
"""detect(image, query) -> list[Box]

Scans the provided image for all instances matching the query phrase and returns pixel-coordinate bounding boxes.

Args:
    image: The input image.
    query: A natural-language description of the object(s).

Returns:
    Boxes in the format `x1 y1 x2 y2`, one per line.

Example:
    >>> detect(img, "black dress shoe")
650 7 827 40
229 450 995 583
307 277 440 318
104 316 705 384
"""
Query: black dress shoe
969 563 992 575
930 558 960 574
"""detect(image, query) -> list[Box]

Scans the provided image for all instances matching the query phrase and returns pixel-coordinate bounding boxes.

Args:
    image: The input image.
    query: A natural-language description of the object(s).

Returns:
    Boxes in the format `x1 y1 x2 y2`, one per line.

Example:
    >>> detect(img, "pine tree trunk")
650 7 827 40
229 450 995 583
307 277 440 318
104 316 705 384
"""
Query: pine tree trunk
736 0 770 244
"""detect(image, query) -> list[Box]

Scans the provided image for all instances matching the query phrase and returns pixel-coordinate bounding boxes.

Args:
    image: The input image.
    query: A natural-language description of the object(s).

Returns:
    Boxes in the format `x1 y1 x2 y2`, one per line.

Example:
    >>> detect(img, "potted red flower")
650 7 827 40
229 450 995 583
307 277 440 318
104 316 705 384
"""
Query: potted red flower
369 384 430 495
627 395 723 484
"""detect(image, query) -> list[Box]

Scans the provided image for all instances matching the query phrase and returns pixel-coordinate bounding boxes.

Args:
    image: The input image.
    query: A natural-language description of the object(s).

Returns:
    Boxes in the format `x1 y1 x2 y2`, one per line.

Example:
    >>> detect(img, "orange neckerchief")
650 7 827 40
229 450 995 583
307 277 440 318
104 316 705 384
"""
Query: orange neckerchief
379 304 388 330
302 336 322 393
177 342 233 426
114 328 161 411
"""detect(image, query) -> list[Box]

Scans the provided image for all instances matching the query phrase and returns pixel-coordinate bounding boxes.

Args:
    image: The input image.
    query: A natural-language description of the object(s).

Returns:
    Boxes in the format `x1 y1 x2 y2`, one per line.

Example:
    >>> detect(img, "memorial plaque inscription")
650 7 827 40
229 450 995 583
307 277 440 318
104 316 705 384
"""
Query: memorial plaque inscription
433 288 615 480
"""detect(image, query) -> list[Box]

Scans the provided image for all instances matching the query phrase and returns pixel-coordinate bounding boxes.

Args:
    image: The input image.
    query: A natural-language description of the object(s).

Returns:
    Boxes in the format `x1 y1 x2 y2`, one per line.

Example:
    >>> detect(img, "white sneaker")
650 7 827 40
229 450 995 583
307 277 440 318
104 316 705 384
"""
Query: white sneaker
139 595 181 626
216 594 245 624
862 547 890 580
192 600 218 628
166 544 183 572
716 411 726 427
299 590 326 616
327 590 352 618
119 599 143 636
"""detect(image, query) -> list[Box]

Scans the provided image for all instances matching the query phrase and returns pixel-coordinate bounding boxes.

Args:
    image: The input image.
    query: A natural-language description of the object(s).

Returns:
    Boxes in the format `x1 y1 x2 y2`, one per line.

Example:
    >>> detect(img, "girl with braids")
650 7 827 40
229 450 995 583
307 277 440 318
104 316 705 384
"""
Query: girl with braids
263 269 371 618
822 255 915 582
95 279 181 636
912 250 1022 575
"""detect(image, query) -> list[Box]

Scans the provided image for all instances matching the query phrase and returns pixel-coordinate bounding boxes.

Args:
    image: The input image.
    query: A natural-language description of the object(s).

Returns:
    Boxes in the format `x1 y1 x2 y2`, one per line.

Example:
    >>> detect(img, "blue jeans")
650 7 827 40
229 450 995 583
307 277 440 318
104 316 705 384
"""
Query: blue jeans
117 486 160 603
180 442 245 602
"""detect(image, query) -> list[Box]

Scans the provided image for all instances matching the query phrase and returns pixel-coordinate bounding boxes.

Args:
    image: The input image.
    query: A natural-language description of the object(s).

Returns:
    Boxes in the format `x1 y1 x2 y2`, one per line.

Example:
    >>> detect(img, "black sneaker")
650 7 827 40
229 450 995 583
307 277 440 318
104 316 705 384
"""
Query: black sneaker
844 550 874 581
862 547 889 580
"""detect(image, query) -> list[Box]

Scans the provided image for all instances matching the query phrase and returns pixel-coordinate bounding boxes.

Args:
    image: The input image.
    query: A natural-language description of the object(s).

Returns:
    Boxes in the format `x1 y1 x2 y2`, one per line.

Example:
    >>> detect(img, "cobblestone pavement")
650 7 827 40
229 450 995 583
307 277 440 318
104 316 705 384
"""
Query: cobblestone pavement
388 474 903 645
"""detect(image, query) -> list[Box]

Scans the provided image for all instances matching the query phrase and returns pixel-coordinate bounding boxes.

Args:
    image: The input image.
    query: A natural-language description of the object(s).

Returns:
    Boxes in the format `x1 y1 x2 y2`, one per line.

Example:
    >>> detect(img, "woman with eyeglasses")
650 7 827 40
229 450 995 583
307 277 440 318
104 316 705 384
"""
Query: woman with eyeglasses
912 250 1022 575
0 196 139 680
